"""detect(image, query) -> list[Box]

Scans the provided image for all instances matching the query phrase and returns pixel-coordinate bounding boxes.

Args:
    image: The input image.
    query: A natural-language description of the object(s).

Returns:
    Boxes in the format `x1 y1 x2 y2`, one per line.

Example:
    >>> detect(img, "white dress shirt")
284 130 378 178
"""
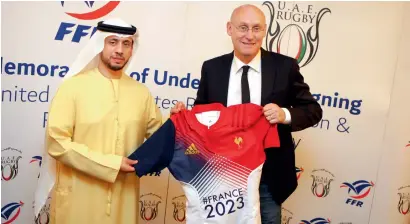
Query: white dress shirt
226 50 291 124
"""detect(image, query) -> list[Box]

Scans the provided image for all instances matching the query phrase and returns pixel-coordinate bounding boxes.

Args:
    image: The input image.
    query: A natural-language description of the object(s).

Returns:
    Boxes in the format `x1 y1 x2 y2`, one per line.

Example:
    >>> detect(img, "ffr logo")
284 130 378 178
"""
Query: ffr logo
55 1 120 43
55 22 98 43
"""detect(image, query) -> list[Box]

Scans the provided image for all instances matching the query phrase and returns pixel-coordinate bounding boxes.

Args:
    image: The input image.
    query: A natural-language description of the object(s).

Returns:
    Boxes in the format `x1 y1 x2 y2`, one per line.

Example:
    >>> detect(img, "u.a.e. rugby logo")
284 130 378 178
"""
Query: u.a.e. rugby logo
33 197 51 224
262 1 331 67
310 169 334 198
1 147 22 181
281 207 293 224
139 193 162 221
397 185 410 215
171 195 186 222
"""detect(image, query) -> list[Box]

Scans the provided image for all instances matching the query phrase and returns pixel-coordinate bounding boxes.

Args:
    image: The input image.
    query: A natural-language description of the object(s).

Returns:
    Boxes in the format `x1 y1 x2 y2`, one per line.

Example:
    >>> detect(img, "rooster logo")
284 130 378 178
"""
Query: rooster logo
234 137 243 149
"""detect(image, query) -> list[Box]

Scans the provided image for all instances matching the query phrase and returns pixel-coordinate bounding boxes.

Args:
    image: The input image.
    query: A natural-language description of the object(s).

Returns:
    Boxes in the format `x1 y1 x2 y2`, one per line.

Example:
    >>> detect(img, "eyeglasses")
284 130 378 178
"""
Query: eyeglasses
234 25 264 34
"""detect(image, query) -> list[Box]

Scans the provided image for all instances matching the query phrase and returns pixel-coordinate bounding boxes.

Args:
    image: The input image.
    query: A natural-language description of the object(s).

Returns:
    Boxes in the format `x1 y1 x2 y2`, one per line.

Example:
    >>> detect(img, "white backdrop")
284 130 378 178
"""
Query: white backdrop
1 1 409 224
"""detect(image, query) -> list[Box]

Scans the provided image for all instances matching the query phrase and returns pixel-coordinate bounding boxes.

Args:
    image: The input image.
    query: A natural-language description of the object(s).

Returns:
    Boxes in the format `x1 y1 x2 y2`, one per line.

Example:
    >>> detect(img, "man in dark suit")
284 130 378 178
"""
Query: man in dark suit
171 4 322 224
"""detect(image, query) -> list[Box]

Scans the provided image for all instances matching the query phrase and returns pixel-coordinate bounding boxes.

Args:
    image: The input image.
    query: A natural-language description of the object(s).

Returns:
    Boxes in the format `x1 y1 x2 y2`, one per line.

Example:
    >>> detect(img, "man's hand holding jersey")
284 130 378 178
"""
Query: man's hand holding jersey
170 101 186 115
121 157 138 172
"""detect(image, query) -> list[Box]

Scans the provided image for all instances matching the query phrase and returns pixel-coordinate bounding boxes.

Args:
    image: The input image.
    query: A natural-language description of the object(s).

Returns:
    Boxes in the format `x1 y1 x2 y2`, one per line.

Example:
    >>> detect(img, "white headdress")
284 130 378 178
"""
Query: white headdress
64 18 139 80
33 18 139 216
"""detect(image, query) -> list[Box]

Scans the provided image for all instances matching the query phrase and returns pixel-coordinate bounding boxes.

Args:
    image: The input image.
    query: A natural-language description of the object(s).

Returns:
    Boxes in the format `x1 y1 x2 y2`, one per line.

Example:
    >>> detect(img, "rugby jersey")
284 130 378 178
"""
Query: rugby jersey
128 103 280 224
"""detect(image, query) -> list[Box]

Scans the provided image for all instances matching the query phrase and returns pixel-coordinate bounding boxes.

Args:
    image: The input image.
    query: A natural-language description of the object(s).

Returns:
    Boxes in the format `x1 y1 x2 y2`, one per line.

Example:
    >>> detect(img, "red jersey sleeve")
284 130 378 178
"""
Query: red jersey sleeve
263 124 280 148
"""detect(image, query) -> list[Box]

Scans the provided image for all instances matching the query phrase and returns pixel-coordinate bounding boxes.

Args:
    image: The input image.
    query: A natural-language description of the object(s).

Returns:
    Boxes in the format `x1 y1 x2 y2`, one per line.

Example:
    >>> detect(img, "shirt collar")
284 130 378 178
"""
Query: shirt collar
92 67 125 80
233 49 261 74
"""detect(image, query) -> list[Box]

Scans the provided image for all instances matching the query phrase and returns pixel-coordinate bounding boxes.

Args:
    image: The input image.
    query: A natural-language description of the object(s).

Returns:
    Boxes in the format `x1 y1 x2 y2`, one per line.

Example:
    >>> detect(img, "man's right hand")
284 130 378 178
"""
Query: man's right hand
120 157 138 172
170 101 186 115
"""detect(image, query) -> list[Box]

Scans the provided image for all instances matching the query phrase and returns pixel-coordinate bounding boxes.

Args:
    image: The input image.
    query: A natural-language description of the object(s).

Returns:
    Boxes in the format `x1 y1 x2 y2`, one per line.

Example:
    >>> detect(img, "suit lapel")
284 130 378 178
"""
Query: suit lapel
261 48 277 106
219 52 234 106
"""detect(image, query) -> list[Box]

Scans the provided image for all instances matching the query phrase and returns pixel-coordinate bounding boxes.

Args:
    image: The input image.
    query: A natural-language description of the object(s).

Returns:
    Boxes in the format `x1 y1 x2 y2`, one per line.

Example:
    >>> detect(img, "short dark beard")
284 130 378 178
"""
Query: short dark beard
100 54 128 71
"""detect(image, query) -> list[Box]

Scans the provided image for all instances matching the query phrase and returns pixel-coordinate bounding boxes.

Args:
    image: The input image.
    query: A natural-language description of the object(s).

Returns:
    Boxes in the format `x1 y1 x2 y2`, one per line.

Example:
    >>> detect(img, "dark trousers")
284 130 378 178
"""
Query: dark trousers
259 178 281 224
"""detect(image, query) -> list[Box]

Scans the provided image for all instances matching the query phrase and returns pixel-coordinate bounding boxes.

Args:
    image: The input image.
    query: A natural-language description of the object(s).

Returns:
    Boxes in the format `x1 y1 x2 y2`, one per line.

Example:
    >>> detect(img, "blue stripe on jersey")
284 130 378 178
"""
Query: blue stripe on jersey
128 119 175 177
167 144 207 184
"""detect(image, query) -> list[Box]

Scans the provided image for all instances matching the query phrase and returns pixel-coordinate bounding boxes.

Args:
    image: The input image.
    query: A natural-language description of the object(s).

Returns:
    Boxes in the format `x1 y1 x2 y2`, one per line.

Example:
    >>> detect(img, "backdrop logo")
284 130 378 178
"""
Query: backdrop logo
171 195 186 222
293 137 301 150
1 147 22 181
139 193 162 221
55 1 120 43
60 1 120 20
281 208 293 224
144 171 162 177
397 185 410 215
1 201 24 224
300 217 331 224
340 180 374 207
296 167 304 180
30 156 42 178
33 197 51 224
262 1 331 67
310 169 334 198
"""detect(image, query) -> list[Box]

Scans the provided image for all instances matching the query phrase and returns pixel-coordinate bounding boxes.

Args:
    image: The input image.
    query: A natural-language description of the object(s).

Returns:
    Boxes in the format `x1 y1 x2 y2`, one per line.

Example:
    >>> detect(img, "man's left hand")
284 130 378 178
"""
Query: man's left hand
170 101 186 115
263 103 286 124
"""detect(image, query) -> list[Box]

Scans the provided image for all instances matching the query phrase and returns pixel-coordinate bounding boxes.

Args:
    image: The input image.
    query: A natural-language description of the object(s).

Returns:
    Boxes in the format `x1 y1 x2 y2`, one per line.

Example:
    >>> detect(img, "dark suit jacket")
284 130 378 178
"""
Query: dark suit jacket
194 48 323 205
